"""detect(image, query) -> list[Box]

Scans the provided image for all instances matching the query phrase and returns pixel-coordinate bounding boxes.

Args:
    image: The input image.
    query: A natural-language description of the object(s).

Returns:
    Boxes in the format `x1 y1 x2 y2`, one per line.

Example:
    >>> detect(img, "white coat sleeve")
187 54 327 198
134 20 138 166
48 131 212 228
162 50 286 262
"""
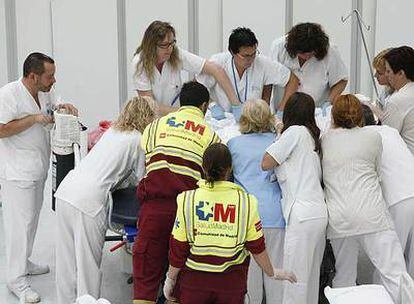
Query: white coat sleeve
132 54 152 91
195 53 220 89
262 56 291 87
266 126 301 165
0 89 18 124
382 101 404 132
179 47 205 75
327 46 348 87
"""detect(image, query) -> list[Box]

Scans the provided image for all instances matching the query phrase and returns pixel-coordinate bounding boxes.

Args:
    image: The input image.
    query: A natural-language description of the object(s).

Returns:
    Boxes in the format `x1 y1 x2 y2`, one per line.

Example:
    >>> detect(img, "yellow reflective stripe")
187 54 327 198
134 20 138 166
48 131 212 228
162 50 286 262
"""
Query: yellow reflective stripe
145 146 202 164
185 249 249 272
146 160 201 180
237 191 248 245
145 120 158 152
185 190 195 243
190 243 245 257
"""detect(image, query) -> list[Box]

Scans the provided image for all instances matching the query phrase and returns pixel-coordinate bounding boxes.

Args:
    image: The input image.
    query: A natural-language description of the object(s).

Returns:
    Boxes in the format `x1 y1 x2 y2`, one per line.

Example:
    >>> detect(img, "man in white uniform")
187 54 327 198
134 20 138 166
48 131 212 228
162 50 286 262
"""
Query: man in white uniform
0 52 77 303
363 105 414 279
269 22 348 112
197 27 298 119
382 46 414 155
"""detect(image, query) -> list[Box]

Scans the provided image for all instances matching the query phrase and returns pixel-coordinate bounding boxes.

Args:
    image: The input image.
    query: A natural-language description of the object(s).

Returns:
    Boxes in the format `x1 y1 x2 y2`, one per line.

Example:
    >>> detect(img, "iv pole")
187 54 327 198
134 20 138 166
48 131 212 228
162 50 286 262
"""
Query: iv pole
342 9 380 104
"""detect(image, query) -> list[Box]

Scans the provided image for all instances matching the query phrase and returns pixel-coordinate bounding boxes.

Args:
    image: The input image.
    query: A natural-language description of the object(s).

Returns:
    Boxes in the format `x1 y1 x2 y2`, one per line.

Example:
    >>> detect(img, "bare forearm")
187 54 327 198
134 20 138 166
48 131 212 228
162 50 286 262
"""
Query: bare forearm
278 73 299 111
329 79 347 103
262 85 273 104
203 61 240 106
0 115 36 138
252 250 274 277
166 265 181 280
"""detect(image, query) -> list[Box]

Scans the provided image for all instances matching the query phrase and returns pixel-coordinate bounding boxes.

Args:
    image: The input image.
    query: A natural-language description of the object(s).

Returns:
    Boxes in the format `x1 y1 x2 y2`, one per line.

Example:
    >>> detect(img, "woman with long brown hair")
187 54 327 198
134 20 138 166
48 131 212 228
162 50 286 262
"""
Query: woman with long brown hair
132 20 239 115
262 92 328 304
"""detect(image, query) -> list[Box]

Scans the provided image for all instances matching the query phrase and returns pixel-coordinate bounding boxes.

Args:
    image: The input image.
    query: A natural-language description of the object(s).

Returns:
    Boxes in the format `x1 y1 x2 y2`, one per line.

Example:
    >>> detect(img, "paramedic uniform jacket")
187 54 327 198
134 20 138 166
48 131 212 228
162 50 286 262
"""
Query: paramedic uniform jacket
169 180 265 292
138 106 220 203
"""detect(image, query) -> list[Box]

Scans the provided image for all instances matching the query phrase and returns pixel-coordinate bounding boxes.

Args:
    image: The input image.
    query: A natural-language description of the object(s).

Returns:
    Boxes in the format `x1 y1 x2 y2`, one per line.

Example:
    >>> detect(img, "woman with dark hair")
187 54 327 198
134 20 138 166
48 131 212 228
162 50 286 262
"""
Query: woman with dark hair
163 143 296 304
262 92 328 304
132 20 239 115
269 22 348 112
322 94 414 303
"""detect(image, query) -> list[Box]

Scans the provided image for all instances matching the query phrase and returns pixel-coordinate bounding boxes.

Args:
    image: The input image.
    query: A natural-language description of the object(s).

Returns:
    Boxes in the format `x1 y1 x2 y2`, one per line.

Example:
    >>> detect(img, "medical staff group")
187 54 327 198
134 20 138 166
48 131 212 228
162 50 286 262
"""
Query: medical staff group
0 20 414 304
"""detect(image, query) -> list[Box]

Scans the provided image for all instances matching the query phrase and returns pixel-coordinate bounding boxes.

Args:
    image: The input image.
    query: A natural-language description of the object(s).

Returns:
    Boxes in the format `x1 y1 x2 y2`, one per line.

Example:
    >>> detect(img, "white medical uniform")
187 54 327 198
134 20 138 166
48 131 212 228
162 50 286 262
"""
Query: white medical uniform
54 127 145 304
269 36 348 109
196 52 290 112
322 127 414 303
0 79 57 291
367 125 414 279
132 47 205 107
382 82 414 155
266 126 328 304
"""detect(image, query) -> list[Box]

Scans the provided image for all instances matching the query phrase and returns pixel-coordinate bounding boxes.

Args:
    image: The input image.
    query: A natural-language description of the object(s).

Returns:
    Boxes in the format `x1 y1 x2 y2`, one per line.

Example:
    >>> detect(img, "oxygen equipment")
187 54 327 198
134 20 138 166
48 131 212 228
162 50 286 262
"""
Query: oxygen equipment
51 110 87 210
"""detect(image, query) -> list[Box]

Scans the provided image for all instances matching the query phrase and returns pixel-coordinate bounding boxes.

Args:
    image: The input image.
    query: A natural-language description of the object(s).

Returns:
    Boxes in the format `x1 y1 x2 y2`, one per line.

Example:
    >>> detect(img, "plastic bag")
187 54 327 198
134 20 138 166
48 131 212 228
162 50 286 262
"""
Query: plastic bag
324 285 393 304
88 120 112 151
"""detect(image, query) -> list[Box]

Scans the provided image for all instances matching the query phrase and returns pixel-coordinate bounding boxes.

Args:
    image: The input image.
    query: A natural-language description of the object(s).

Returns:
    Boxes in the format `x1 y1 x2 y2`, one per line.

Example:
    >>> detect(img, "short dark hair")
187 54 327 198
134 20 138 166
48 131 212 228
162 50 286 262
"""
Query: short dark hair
23 52 54 77
228 27 258 54
282 92 321 153
179 81 210 107
202 143 232 185
286 23 329 60
384 46 414 81
362 104 377 126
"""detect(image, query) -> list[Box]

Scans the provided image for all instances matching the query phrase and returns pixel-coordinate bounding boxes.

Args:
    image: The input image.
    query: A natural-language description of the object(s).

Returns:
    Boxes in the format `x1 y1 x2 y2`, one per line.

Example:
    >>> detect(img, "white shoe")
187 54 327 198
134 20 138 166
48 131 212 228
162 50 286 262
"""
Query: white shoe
27 261 50 275
7 284 41 303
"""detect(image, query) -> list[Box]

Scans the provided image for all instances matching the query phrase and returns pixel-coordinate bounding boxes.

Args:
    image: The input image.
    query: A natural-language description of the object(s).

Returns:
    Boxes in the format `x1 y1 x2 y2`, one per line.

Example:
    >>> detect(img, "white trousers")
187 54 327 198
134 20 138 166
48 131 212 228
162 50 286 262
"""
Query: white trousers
55 198 107 304
282 208 327 304
390 198 414 279
246 228 285 304
331 229 414 303
1 178 45 290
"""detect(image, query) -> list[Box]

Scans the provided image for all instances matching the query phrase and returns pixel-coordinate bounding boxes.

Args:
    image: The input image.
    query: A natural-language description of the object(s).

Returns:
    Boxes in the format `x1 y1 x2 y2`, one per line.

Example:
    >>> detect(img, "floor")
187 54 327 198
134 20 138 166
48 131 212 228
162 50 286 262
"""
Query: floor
0 179 133 304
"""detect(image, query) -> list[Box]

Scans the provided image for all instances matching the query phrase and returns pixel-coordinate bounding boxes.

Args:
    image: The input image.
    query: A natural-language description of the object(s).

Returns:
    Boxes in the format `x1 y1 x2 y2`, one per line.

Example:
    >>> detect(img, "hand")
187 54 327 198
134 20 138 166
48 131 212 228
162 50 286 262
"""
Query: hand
231 104 243 122
34 114 54 126
271 267 297 283
211 103 226 120
57 103 79 116
274 116 283 134
163 274 177 301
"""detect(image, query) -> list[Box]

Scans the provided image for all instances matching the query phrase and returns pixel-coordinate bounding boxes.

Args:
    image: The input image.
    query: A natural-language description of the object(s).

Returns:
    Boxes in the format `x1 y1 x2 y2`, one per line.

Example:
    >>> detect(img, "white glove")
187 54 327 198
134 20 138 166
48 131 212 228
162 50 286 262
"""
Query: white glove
163 275 177 301
271 266 297 283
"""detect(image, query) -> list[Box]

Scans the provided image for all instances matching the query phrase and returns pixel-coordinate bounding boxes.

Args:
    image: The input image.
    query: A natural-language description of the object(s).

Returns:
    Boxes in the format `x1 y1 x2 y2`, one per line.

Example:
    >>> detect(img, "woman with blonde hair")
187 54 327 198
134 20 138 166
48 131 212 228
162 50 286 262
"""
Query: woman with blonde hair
132 20 239 115
54 96 156 304
373 48 394 106
321 94 414 303
228 99 286 303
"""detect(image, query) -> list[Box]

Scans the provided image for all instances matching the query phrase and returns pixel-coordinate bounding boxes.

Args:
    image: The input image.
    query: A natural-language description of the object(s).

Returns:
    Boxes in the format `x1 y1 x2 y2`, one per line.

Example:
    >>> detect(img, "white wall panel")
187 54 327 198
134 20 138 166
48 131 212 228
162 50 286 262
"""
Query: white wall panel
0 0 8 86
125 0 189 100
51 0 119 128
222 0 286 56
15 0 53 73
198 0 222 58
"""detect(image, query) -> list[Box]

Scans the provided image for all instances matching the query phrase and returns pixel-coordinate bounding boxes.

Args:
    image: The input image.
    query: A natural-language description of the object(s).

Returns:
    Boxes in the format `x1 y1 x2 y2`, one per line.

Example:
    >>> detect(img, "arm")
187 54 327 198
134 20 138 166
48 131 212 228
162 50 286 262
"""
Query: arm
137 89 177 116
57 103 79 116
252 250 274 277
329 79 347 103
278 73 299 111
0 114 53 138
262 84 273 104
261 152 279 170
202 60 240 106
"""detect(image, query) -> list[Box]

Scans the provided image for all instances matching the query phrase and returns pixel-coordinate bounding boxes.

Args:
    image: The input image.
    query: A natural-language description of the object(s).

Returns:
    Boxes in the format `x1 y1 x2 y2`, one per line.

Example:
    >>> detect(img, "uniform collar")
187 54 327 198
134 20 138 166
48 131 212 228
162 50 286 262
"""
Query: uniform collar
177 106 205 118
198 179 244 191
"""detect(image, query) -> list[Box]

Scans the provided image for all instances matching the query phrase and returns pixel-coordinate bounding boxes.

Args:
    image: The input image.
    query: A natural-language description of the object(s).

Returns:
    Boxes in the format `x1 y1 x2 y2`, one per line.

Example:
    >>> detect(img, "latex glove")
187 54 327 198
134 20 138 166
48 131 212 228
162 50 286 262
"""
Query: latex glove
210 103 226 120
163 275 177 301
271 267 297 283
232 104 243 122
320 100 331 116
276 110 284 120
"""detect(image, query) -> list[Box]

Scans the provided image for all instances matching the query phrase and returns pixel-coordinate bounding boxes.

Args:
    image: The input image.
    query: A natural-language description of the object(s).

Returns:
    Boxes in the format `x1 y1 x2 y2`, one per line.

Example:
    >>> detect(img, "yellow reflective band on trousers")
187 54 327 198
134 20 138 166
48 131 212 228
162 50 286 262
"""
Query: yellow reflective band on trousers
145 145 203 165
146 160 202 181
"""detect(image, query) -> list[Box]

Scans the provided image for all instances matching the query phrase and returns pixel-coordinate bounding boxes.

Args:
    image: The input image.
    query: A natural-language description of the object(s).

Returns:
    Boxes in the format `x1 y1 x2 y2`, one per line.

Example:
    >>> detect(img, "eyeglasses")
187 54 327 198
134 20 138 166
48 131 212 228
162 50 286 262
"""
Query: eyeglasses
157 39 177 49
236 49 260 60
